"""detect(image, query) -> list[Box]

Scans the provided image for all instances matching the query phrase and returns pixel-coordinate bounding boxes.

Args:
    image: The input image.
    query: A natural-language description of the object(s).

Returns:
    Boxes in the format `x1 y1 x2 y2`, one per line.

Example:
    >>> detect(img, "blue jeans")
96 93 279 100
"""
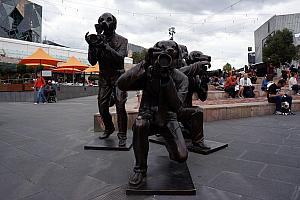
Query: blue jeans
268 95 292 111
37 88 46 103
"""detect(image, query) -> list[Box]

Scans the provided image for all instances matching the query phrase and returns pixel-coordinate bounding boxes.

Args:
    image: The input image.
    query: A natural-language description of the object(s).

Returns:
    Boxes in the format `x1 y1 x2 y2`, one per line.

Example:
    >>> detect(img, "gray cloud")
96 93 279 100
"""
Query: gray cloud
31 0 299 69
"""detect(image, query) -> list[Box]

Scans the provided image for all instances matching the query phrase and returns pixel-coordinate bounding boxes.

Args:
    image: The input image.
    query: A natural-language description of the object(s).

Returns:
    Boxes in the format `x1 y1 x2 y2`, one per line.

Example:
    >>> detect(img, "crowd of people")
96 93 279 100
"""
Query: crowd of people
223 72 255 98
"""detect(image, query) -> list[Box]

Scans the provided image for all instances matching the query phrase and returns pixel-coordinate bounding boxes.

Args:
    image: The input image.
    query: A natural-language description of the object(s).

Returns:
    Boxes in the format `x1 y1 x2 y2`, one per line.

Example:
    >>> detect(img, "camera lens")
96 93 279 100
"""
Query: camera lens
158 53 172 68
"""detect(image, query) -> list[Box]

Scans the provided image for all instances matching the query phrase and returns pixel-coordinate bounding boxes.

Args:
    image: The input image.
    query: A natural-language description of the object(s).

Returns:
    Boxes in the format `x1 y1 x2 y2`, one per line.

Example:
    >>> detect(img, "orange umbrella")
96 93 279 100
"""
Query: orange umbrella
53 67 81 73
58 56 89 71
57 56 88 84
84 63 99 73
25 63 56 70
19 48 61 66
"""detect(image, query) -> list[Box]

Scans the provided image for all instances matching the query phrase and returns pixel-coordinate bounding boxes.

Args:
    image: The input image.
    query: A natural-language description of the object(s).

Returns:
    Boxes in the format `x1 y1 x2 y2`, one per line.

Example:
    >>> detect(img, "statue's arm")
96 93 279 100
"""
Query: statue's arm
179 61 209 77
88 46 98 66
161 70 188 112
117 61 146 91
103 38 128 67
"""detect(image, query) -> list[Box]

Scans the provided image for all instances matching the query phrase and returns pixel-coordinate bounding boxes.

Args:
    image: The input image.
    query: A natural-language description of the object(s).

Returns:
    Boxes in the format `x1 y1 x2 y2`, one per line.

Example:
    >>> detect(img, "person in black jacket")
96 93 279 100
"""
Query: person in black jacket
267 79 293 115
117 40 189 186
85 13 128 146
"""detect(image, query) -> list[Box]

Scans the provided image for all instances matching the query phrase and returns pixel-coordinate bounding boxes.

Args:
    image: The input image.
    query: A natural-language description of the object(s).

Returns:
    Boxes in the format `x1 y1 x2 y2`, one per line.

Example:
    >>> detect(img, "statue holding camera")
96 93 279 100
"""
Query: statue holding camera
117 40 189 186
177 50 211 149
85 13 128 146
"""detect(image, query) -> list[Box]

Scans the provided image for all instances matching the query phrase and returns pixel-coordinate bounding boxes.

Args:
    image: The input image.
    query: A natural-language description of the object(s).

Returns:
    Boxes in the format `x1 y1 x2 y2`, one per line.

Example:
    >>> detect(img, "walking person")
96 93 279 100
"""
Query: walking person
33 73 46 104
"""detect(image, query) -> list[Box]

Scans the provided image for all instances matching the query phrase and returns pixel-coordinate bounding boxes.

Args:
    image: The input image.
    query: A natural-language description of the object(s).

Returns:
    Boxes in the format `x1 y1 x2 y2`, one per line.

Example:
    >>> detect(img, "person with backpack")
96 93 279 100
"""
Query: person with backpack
267 79 293 115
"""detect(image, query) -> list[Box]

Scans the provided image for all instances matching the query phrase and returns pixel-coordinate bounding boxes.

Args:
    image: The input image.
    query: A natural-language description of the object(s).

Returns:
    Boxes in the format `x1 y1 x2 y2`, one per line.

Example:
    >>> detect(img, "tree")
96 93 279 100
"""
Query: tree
223 63 232 73
132 49 148 64
262 28 297 67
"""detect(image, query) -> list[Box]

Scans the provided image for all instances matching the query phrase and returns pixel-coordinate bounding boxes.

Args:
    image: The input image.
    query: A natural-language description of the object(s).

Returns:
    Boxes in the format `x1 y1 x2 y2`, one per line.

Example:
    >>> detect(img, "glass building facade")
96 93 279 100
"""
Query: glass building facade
0 0 42 43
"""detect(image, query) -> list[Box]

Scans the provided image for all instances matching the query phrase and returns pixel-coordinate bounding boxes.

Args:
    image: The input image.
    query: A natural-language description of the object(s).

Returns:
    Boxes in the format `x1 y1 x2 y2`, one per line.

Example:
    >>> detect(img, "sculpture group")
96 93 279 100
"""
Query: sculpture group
86 13 216 189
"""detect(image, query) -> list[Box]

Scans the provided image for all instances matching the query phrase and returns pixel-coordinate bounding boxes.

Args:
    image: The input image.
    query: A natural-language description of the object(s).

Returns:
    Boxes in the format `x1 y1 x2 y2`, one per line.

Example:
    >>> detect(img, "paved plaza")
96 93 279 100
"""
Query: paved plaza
0 96 300 200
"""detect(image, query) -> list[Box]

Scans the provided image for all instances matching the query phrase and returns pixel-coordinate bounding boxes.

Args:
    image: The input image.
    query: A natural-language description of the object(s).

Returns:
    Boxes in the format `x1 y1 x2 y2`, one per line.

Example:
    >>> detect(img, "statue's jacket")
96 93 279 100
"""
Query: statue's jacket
88 33 128 79
117 61 189 126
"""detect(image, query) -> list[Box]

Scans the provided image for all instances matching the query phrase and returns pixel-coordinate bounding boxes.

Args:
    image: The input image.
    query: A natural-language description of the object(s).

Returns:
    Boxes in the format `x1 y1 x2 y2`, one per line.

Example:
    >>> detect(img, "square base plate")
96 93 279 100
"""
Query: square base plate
126 156 196 195
149 136 228 155
84 135 132 151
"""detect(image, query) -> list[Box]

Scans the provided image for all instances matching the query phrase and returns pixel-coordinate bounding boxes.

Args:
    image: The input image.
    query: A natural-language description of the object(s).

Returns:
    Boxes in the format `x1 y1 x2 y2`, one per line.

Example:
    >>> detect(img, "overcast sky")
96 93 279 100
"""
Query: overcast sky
32 0 300 69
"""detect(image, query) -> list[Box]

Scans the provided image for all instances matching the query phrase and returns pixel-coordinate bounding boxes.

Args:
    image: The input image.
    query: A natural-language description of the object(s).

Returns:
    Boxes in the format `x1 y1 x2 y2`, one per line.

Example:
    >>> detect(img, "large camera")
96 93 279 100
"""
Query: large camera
85 33 106 46
157 53 172 70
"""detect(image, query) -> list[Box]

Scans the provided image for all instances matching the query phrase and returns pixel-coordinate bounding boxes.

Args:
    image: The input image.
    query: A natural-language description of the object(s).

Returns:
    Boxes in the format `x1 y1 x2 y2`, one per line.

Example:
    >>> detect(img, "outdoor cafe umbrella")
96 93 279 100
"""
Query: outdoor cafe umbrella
19 48 61 67
57 56 88 84
84 63 100 73
53 67 81 83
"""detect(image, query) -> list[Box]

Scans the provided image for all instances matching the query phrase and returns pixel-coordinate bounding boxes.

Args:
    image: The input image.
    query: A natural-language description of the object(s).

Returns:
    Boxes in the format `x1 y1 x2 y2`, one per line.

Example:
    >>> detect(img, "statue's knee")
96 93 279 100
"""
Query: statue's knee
133 116 149 131
170 148 188 163
176 151 188 163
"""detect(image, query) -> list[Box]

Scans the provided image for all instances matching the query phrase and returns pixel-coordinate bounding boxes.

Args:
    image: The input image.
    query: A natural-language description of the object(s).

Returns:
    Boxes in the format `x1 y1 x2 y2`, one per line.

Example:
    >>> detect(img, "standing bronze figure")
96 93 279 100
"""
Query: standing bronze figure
117 40 189 186
85 13 128 146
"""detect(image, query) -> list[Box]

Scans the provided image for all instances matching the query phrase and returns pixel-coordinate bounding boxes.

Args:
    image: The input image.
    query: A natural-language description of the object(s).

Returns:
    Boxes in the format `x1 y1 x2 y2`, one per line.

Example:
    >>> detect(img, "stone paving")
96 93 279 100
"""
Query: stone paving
0 95 300 200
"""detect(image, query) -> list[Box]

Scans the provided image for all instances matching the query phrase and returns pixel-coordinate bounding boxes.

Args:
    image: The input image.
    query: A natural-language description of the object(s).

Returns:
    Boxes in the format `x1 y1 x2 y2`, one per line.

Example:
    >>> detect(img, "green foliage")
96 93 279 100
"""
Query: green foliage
132 49 148 64
36 65 44 72
223 63 232 72
295 45 300 61
262 28 297 67
23 73 31 79
88 75 99 81
26 66 35 73
16 64 27 74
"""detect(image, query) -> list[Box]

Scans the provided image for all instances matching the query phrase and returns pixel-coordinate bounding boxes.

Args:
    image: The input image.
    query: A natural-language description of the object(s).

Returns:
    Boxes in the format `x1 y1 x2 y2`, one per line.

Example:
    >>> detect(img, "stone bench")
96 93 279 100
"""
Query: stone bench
94 100 300 131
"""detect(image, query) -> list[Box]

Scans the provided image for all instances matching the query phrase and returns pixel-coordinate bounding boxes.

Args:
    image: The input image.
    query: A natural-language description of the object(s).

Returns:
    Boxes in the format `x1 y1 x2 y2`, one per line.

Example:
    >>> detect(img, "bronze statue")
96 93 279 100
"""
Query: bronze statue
178 44 188 68
85 13 128 146
177 50 211 149
117 40 189 186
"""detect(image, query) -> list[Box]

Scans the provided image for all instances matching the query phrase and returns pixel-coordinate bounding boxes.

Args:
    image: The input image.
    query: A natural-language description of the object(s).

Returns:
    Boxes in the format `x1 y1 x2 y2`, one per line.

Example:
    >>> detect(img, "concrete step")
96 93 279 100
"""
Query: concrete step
94 99 300 131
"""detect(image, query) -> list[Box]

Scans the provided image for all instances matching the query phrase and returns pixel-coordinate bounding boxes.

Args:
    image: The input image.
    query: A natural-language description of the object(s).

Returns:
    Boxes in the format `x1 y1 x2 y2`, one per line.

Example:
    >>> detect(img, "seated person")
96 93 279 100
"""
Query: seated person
224 74 237 98
267 79 293 115
44 80 56 101
261 74 272 91
239 73 255 98
235 75 241 98
288 72 300 95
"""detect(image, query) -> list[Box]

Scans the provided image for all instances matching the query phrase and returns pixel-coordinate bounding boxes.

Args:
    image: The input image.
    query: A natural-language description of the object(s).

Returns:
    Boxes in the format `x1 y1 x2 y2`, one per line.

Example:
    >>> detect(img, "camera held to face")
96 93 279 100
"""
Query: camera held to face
85 33 106 47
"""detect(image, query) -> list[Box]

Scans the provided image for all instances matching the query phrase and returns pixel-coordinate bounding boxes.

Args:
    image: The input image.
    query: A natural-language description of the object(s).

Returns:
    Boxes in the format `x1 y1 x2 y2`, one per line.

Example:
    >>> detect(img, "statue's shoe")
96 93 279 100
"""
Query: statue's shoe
129 171 146 186
192 141 211 150
99 128 115 139
118 138 127 147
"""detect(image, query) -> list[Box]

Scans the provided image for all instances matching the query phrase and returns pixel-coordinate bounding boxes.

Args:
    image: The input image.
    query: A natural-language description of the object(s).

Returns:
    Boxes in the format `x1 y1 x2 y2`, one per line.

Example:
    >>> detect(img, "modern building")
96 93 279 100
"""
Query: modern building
254 13 300 63
0 0 42 43
0 37 133 70
0 37 88 64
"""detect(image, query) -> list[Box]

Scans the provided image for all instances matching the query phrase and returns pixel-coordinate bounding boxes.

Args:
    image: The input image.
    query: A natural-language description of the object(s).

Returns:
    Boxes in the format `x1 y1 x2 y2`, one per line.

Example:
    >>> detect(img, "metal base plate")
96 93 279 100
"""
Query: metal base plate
84 135 132 151
126 156 196 195
149 136 228 155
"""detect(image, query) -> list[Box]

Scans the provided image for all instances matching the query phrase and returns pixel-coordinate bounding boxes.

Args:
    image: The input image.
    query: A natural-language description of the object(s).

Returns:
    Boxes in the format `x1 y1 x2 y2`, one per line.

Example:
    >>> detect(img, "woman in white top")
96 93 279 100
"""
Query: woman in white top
288 72 300 95
238 73 254 98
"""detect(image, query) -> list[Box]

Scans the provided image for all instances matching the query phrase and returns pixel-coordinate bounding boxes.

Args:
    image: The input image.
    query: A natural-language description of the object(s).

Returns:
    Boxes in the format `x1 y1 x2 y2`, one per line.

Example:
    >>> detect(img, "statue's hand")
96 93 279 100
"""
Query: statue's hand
85 32 90 43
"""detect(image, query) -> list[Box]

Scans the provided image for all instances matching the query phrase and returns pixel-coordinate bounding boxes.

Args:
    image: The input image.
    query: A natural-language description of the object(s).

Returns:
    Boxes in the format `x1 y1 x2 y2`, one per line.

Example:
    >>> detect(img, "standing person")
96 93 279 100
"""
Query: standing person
85 13 128 146
289 72 300 95
33 72 46 104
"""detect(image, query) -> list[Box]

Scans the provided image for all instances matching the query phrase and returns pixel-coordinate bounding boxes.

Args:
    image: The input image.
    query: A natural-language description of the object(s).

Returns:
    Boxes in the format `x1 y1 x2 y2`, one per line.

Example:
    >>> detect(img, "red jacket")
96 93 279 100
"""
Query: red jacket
224 76 236 88
34 77 46 88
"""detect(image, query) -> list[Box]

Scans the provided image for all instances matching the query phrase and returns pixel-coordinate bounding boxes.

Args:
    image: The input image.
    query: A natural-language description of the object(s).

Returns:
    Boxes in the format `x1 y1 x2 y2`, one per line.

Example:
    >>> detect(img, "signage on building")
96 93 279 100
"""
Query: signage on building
248 52 255 64
42 70 52 77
